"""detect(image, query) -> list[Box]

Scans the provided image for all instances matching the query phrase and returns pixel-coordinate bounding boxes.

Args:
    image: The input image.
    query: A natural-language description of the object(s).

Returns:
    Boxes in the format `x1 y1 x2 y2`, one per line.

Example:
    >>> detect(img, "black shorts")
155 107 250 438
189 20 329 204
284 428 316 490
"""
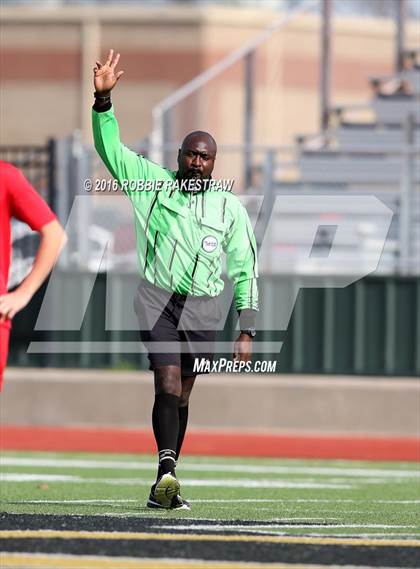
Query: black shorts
133 279 221 375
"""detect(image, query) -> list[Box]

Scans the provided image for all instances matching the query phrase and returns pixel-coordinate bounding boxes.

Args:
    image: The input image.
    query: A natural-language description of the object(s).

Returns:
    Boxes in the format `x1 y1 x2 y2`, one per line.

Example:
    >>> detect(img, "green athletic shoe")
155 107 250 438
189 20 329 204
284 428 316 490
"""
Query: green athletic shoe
150 472 181 509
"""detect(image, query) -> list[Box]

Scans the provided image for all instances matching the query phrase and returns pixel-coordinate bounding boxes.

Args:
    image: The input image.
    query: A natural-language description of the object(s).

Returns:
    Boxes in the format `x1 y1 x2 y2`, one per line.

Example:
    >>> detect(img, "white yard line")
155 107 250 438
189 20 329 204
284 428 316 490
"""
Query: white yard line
11 496 414 504
0 474 79 482
297 533 420 538
164 479 354 489
261 498 420 504
191 498 420 504
2 457 418 479
153 524 416 531
3 499 139 504
0 458 157 470
0 473 353 489
1 501 340 523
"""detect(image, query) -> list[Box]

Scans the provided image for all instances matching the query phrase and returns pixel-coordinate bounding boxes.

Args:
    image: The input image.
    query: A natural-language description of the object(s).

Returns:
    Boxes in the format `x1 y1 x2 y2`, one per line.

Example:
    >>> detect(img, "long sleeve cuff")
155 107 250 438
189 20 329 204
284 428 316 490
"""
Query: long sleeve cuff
93 100 112 113
233 278 259 313
238 309 258 329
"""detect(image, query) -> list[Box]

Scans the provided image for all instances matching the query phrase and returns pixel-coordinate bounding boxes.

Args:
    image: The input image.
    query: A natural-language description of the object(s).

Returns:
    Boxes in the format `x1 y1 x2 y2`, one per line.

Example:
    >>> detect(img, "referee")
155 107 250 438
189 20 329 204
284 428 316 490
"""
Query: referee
93 50 259 510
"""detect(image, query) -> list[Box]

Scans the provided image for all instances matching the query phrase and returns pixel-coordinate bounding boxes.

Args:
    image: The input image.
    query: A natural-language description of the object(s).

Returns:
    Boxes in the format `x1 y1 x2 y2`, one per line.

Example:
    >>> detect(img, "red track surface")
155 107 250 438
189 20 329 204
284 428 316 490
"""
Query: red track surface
1 425 419 461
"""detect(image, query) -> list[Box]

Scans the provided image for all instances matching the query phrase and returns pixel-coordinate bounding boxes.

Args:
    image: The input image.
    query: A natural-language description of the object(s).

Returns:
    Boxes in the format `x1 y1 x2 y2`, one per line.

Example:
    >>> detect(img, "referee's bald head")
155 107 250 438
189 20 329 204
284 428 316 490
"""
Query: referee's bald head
182 131 217 155
177 131 217 181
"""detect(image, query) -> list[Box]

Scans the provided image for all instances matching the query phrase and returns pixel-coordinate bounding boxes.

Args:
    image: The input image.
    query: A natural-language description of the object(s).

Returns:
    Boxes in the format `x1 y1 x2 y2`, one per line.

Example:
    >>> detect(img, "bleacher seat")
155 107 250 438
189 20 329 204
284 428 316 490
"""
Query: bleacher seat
372 97 420 125
298 152 420 184
335 123 420 151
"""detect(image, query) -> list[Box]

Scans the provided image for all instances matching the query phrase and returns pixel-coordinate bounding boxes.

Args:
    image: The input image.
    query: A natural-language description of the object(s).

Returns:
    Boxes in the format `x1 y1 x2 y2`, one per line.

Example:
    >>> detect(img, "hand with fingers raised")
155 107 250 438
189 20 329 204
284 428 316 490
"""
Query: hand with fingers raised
93 48 124 97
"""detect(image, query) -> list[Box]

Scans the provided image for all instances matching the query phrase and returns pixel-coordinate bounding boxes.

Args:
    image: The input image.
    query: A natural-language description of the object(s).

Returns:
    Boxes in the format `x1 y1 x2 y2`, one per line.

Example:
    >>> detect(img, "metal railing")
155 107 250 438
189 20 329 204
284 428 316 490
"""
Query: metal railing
149 0 318 183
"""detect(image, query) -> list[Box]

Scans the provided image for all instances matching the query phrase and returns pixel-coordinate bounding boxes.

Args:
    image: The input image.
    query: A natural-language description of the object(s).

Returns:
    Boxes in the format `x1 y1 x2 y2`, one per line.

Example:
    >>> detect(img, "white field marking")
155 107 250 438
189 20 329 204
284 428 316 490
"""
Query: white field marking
312 509 390 515
326 475 419 484
167 479 354 490
3 499 139 504
221 509 415 519
3 501 339 523
248 518 341 521
299 533 420 539
260 499 420 504
153 524 416 531
0 503 342 523
2 457 418 479
0 474 353 489
2 471 365 488
0 473 78 482
99 512 148 517
234 517 411 525
191 499 420 504
82 512 192 518
94 478 354 490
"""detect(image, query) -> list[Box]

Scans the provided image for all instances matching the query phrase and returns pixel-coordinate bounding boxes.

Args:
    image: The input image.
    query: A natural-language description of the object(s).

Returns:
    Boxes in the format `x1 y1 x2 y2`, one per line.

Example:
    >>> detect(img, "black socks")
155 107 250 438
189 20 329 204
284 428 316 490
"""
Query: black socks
152 393 180 475
176 405 189 461
152 395 190 482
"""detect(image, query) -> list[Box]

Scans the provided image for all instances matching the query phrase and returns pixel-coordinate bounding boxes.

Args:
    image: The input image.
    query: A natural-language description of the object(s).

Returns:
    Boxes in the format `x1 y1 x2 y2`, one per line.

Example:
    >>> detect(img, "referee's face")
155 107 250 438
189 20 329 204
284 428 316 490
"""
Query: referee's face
177 131 217 181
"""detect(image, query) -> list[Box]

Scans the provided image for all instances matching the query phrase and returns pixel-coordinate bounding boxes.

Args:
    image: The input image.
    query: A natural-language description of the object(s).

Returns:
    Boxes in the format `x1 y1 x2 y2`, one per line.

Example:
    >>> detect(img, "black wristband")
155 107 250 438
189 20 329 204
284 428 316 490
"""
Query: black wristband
94 91 111 101
93 100 112 113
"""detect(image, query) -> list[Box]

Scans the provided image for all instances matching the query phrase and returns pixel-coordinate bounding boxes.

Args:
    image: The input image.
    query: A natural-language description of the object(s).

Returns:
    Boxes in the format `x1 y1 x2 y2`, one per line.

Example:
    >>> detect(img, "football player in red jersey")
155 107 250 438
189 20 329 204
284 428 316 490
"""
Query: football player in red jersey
0 161 66 389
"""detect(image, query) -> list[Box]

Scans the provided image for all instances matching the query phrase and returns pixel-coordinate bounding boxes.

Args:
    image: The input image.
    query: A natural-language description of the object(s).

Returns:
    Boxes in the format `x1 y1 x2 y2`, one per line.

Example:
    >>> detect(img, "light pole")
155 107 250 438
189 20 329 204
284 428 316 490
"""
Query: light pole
320 0 332 132
395 0 406 73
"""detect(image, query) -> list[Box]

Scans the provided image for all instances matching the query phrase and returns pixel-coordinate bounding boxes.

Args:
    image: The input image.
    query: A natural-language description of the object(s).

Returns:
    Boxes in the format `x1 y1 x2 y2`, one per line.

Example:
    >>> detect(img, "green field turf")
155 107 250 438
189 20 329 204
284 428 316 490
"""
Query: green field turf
1 451 419 539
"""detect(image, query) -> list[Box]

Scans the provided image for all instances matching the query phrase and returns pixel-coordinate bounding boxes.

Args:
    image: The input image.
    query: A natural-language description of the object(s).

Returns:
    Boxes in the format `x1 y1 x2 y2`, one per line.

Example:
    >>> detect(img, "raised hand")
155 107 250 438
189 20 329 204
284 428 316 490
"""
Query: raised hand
93 49 124 95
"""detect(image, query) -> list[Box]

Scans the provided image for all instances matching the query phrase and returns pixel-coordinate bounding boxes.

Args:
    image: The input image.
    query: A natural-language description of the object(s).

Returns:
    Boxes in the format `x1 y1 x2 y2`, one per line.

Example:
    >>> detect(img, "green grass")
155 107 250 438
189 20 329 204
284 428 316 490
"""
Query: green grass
1 451 419 539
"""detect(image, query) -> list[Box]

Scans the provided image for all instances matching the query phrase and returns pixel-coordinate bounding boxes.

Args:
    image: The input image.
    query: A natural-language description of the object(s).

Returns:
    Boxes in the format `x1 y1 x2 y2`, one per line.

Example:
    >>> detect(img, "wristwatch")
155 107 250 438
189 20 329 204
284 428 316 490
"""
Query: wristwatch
240 329 256 338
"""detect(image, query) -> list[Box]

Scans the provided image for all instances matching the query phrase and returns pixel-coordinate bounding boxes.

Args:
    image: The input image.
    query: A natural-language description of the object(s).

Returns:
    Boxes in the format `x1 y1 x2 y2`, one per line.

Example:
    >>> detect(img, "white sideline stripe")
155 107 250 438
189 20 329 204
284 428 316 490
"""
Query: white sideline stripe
153 524 415 530
3 494 419 506
324 478 412 485
0 474 352 489
255 499 420 504
8 499 139 504
0 501 340 523
2 457 418 479
312 532 420 536
3 471 402 486
192 499 420 504
0 474 78 482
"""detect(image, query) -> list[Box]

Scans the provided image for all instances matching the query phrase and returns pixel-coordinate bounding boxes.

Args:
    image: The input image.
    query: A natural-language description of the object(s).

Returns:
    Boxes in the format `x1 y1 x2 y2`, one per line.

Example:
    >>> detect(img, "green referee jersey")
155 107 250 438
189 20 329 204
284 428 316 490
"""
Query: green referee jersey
92 106 259 313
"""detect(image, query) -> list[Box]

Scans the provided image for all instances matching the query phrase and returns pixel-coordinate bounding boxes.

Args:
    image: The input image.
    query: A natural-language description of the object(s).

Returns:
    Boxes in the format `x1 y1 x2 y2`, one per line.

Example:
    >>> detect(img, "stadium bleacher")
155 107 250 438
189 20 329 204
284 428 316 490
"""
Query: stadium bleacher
372 96 420 125
267 49 420 276
335 123 420 150
298 152 420 184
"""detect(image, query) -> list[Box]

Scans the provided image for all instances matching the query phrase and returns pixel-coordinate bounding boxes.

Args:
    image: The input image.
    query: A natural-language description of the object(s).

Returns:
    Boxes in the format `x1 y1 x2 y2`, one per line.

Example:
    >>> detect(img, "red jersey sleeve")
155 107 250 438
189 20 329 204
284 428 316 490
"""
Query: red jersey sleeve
5 163 56 230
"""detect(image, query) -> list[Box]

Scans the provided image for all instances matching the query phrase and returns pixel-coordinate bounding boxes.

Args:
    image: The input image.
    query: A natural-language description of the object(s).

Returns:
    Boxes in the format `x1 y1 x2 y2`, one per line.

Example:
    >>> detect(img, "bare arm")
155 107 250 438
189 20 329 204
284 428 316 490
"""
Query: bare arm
0 219 66 322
